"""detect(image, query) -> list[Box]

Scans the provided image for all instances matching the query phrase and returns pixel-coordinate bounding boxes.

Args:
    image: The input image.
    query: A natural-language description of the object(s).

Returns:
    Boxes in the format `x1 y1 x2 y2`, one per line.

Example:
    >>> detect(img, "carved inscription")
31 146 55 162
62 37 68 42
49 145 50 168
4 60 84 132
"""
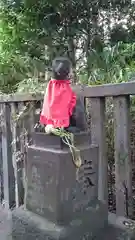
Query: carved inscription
72 158 96 212
78 159 95 194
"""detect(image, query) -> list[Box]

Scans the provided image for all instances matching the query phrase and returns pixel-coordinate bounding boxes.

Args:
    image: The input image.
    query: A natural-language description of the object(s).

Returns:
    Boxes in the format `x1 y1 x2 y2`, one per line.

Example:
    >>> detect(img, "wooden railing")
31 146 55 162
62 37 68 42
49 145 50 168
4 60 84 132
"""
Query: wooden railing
0 97 43 209
0 81 135 219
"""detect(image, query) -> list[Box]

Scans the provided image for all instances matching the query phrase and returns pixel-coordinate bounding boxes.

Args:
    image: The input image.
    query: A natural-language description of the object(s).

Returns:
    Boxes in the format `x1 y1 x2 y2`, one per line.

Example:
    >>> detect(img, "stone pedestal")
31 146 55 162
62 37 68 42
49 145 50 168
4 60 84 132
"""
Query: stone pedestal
12 132 108 239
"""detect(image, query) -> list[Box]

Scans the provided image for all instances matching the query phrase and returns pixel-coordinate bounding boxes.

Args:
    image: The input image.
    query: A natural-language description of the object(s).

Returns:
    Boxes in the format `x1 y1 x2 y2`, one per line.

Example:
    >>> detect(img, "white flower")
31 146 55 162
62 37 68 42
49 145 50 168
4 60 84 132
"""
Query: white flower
45 124 54 134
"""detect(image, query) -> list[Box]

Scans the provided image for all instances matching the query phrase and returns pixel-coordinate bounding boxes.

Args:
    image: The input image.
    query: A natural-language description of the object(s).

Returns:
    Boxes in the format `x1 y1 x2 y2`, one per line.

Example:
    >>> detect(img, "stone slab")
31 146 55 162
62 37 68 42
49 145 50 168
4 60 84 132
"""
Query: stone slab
32 132 91 150
12 200 108 240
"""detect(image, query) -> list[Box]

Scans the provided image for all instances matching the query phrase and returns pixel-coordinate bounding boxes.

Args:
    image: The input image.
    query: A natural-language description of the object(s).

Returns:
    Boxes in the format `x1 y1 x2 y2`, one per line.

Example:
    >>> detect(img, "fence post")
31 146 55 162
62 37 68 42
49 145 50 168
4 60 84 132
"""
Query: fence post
88 97 108 205
113 95 132 217
26 102 36 143
11 102 26 207
1 103 15 209
18 102 27 205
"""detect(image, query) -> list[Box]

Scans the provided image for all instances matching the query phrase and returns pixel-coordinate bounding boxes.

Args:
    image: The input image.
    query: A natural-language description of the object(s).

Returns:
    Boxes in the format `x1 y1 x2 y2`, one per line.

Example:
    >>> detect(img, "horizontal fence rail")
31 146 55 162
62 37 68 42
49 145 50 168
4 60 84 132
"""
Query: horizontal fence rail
0 81 135 218
0 81 135 103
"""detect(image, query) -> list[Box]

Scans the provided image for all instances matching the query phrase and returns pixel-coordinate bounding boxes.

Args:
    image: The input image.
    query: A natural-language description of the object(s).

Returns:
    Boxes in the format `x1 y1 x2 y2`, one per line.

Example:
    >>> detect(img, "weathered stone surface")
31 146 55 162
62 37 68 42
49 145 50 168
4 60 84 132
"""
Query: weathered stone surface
25 137 98 224
12 200 108 240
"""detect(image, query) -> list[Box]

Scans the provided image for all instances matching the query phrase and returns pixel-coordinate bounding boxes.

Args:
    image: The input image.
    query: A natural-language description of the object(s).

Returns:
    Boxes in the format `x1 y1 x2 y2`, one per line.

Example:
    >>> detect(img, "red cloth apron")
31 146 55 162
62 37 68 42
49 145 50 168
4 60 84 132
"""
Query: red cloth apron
40 79 76 127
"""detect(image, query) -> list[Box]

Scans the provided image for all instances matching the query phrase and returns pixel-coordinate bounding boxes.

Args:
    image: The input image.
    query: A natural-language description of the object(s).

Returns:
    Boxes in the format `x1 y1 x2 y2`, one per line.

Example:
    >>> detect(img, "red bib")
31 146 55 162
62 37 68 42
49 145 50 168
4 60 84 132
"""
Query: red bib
40 79 76 127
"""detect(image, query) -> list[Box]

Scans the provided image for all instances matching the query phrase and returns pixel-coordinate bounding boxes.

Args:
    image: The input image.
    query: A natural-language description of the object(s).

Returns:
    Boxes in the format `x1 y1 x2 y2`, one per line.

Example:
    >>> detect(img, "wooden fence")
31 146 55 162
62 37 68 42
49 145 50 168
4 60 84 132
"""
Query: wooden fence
0 81 135 219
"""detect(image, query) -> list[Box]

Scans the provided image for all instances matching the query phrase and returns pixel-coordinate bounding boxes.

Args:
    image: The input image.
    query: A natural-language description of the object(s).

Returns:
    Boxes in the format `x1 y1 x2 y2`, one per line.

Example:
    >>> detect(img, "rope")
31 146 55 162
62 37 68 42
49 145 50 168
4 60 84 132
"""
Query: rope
47 127 82 179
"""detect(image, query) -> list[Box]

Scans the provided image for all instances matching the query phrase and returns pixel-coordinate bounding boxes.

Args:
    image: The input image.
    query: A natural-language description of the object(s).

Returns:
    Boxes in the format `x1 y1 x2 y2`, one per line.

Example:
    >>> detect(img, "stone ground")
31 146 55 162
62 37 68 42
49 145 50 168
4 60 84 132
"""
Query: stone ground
0 206 133 240
102 226 131 240
0 206 12 240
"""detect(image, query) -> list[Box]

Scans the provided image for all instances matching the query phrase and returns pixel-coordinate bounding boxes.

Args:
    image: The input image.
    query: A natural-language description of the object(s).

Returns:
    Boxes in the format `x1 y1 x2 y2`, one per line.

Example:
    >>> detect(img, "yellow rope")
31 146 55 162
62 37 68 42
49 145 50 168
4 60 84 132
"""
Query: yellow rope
50 128 82 177
62 136 82 168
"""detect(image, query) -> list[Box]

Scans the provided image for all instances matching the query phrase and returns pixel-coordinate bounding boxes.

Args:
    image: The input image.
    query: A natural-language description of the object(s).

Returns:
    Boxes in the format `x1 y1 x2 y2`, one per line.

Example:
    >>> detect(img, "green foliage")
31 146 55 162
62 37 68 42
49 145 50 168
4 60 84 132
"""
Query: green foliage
0 0 134 92
16 41 135 93
0 5 43 92
16 77 46 94
78 42 135 85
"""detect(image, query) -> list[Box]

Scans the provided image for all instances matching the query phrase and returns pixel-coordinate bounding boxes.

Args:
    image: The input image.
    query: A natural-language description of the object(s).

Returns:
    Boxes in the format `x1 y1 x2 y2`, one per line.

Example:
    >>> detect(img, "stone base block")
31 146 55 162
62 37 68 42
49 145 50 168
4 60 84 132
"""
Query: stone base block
12 201 108 240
